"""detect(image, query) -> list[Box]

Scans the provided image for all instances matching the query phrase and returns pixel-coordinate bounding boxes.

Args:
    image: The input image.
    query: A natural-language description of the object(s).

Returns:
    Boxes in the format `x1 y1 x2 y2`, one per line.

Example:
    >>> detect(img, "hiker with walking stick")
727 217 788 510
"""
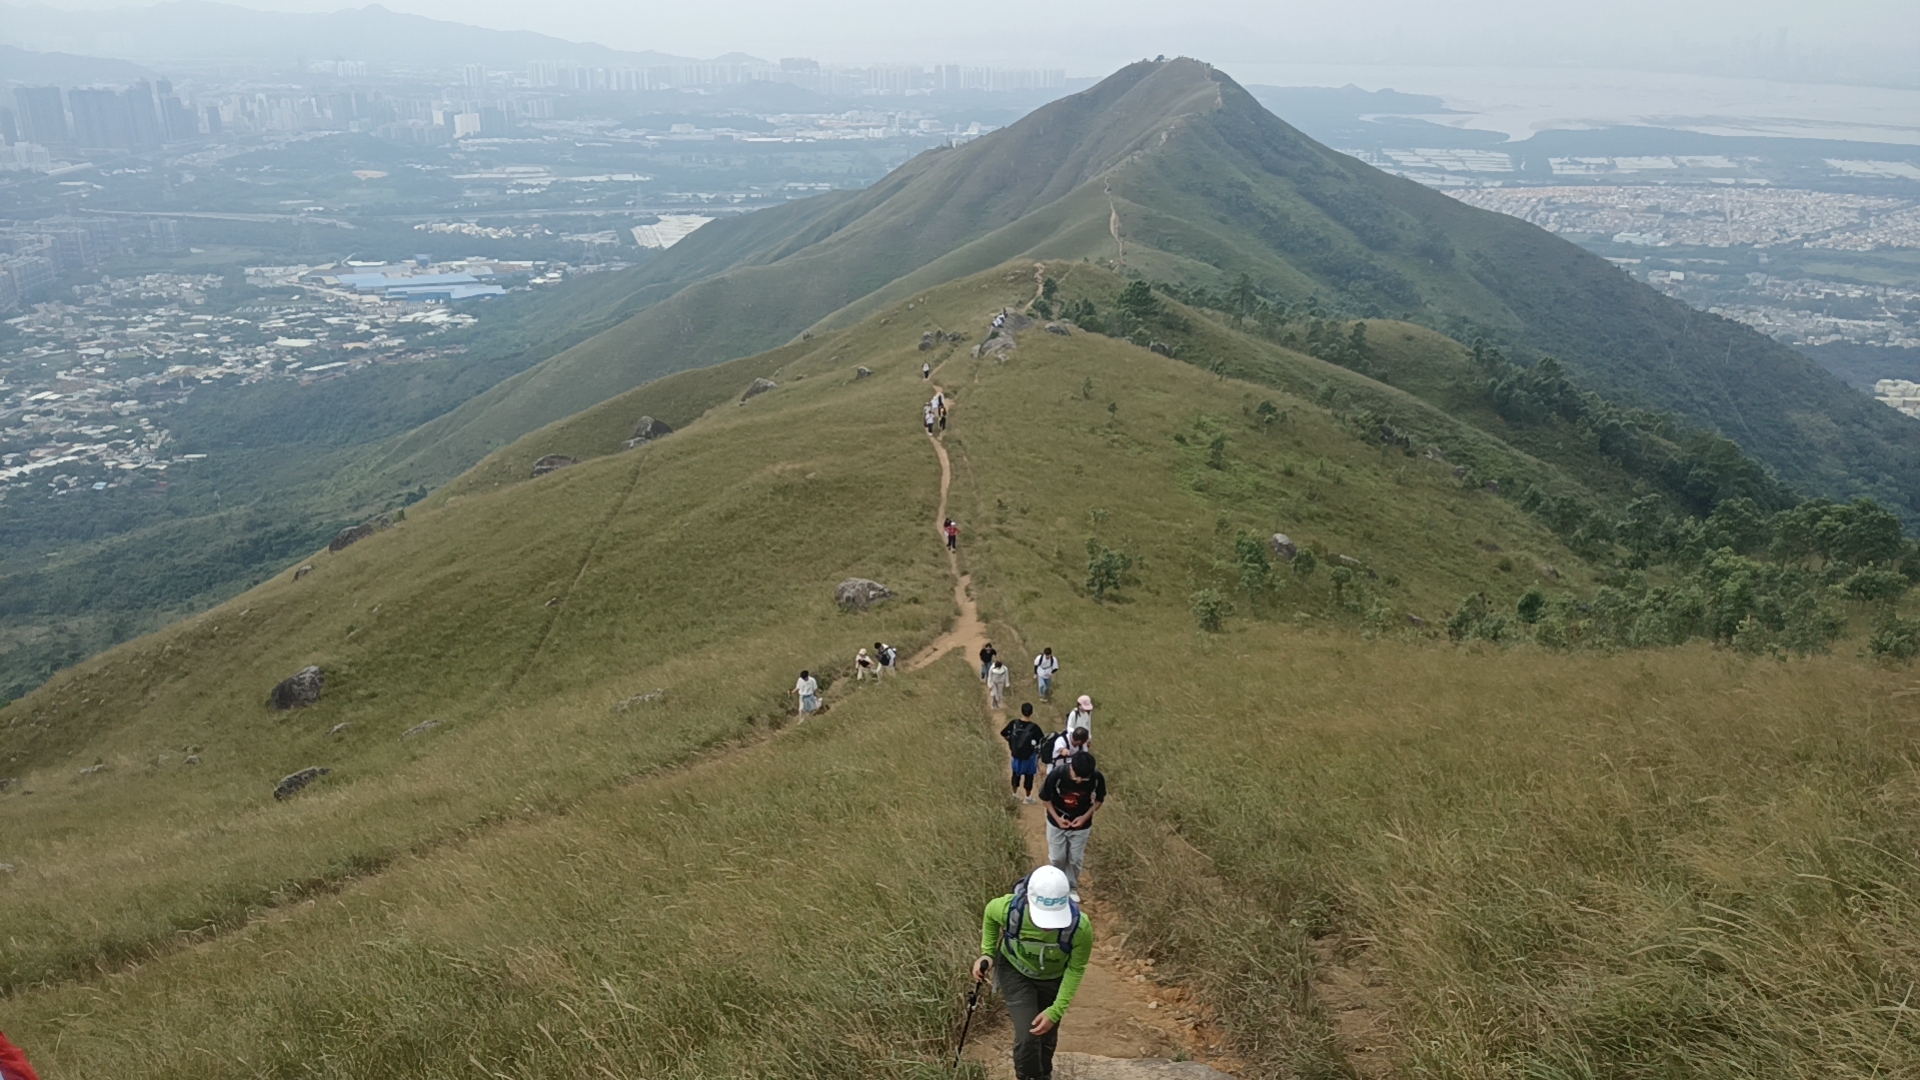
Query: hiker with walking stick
972 865 1093 1080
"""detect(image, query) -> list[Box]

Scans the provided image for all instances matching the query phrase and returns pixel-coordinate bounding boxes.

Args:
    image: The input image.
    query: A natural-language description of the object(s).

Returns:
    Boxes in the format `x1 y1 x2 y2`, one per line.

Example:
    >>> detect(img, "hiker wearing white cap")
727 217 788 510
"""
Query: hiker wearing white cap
972 865 1093 1080
855 648 879 681
1064 695 1092 739
1040 750 1106 900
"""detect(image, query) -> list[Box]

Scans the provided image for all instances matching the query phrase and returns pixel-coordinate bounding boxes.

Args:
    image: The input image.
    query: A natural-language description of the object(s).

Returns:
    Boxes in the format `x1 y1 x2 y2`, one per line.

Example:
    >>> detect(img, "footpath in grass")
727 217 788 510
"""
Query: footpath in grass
943 318 1920 1077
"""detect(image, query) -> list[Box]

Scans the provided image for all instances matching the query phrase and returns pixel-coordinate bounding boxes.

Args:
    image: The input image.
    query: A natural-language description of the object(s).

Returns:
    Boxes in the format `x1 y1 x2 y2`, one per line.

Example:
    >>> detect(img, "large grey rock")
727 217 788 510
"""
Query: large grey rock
1045 322 1072 336
834 578 894 612
268 666 324 710
531 454 576 478
328 523 375 552
294 564 314 580
1269 533 1298 561
273 766 330 801
400 719 441 740
741 378 778 402
624 416 674 450
1052 1054 1234 1080
854 365 873 380
1148 340 1173 356
919 331 937 351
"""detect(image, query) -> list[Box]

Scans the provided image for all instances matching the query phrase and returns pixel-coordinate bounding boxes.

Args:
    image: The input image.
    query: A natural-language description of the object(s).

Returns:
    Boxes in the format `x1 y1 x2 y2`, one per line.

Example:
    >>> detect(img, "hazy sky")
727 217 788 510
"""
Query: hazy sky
13 0 1920 71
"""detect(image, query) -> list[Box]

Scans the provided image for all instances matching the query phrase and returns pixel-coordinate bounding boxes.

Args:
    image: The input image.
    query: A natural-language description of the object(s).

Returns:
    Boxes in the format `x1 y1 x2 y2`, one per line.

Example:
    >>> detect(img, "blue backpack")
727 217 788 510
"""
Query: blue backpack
1002 877 1081 958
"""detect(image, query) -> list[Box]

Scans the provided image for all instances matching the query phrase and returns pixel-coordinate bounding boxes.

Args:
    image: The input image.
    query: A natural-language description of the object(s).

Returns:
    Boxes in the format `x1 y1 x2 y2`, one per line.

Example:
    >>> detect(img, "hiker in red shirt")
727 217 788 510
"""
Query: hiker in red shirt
944 518 960 551
0 1030 42 1080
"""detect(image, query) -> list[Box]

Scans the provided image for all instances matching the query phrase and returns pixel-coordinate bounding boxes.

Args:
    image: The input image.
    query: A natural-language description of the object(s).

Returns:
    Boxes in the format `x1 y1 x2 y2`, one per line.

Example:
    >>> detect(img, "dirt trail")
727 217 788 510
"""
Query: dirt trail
914 368 1238 1078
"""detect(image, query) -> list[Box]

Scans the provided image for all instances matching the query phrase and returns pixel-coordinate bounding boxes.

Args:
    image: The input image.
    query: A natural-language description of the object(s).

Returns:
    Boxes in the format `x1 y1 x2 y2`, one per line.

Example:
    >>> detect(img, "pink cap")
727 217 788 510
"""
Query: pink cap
1077 695 1093 709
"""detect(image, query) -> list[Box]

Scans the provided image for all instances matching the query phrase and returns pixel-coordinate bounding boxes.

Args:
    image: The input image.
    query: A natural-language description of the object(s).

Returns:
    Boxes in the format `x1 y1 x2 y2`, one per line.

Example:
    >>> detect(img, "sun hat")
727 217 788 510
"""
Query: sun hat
1025 865 1074 929
1077 695 1093 710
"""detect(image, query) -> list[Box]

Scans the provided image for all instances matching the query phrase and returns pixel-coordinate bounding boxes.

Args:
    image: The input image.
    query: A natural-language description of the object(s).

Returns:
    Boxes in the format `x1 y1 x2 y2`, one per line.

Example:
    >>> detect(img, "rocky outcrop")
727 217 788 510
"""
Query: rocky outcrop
400 719 441 740
327 723 352 736
624 416 673 450
972 336 1016 359
1147 340 1172 356
919 331 937 351
1045 322 1072 336
328 524 375 553
834 578 894 612
1269 533 1298 561
294 564 314 580
741 378 778 402
854 366 873 380
268 666 324 710
273 766 330 801
531 454 576 478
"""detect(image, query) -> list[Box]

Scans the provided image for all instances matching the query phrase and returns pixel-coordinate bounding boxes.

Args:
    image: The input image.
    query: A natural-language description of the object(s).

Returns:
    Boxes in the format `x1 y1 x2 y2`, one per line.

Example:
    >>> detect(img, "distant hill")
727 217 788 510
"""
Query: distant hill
0 1 715 67
0 43 151 86
376 58 1920 522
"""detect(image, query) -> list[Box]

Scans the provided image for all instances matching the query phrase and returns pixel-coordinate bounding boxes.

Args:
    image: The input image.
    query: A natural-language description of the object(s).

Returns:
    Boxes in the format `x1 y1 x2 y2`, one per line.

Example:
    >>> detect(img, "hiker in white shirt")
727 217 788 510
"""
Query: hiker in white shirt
987 659 1011 709
1033 648 1059 700
793 671 820 717
856 648 880 681
1064 695 1093 739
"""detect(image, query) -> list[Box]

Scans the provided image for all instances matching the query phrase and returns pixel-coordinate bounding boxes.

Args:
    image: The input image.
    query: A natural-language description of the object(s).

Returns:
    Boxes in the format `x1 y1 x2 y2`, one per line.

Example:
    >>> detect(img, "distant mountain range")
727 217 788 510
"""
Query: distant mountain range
0 42 152 86
0 2 725 68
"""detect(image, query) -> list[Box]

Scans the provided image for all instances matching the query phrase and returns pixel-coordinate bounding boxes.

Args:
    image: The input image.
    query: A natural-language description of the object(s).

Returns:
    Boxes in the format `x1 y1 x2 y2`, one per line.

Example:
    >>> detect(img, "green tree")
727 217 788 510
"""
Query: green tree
1517 588 1547 624
1227 273 1258 326
1190 589 1233 632
1292 548 1318 582
1233 533 1271 599
1085 538 1133 602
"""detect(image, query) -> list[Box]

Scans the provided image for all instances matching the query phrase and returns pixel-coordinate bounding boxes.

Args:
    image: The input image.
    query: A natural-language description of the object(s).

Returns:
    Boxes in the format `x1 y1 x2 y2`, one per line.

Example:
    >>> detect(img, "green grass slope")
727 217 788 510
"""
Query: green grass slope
1 264 1616 1075
6 264 1917 1077
386 57 1920 526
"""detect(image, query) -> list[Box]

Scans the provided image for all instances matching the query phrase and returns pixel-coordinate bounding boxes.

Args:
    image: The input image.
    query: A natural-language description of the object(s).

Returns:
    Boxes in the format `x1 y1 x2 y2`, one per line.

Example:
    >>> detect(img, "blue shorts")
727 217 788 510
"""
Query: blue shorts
1010 755 1038 777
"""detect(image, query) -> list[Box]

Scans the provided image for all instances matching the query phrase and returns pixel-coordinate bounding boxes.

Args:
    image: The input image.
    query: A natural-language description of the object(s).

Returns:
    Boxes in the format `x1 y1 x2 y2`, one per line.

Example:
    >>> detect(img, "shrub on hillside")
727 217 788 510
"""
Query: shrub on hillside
1190 589 1233 632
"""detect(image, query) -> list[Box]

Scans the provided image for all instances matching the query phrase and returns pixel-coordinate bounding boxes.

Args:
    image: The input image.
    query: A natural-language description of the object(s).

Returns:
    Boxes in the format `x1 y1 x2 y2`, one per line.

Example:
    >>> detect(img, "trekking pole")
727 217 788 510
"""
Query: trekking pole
953 979 982 1070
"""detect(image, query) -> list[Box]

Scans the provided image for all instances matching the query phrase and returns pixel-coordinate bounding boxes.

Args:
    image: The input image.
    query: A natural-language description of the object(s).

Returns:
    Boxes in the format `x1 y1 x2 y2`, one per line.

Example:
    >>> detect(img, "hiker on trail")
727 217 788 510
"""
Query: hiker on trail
873 641 898 677
1001 703 1046 803
938 402 948 431
855 648 879 681
978 641 997 681
0 1030 41 1080
972 865 1093 1080
923 361 932 380
1064 695 1093 739
944 519 960 552
1032 647 1059 700
987 657 1011 708
1046 726 1088 773
1040 751 1106 900
924 403 936 435
933 390 945 410
792 670 819 717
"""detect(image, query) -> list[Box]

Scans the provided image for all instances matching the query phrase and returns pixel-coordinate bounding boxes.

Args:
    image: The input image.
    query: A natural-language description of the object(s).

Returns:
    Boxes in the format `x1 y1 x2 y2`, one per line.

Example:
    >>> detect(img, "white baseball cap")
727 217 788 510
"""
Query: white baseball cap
1025 865 1074 929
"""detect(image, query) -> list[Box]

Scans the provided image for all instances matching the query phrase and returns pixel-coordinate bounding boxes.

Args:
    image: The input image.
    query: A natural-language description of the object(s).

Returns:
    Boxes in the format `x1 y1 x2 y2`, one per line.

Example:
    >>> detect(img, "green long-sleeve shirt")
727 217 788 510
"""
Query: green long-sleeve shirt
979 893 1094 1023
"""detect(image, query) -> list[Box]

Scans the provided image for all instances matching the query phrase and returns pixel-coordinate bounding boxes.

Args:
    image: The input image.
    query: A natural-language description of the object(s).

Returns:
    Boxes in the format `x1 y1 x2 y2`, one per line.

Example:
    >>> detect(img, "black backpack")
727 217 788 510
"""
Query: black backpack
1002 877 1081 958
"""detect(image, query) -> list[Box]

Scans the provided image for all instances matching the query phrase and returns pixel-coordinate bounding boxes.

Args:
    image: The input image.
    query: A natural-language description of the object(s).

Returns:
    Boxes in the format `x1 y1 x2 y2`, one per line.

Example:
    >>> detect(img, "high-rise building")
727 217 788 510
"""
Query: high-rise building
149 218 184 254
464 64 487 90
126 81 164 146
0 105 16 143
13 87 68 145
69 87 132 148
204 104 222 137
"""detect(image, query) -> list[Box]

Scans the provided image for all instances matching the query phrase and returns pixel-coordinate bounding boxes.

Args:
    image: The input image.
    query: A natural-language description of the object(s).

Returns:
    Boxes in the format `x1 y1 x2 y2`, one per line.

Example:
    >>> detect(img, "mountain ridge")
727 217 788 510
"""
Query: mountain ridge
362 58 1920 522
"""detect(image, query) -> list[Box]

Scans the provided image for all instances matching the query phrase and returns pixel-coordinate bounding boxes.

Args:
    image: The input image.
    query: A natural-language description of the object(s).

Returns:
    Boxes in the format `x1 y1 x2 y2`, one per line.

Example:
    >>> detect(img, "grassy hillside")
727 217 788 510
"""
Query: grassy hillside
365 58 1920 527
4 265 1917 1077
